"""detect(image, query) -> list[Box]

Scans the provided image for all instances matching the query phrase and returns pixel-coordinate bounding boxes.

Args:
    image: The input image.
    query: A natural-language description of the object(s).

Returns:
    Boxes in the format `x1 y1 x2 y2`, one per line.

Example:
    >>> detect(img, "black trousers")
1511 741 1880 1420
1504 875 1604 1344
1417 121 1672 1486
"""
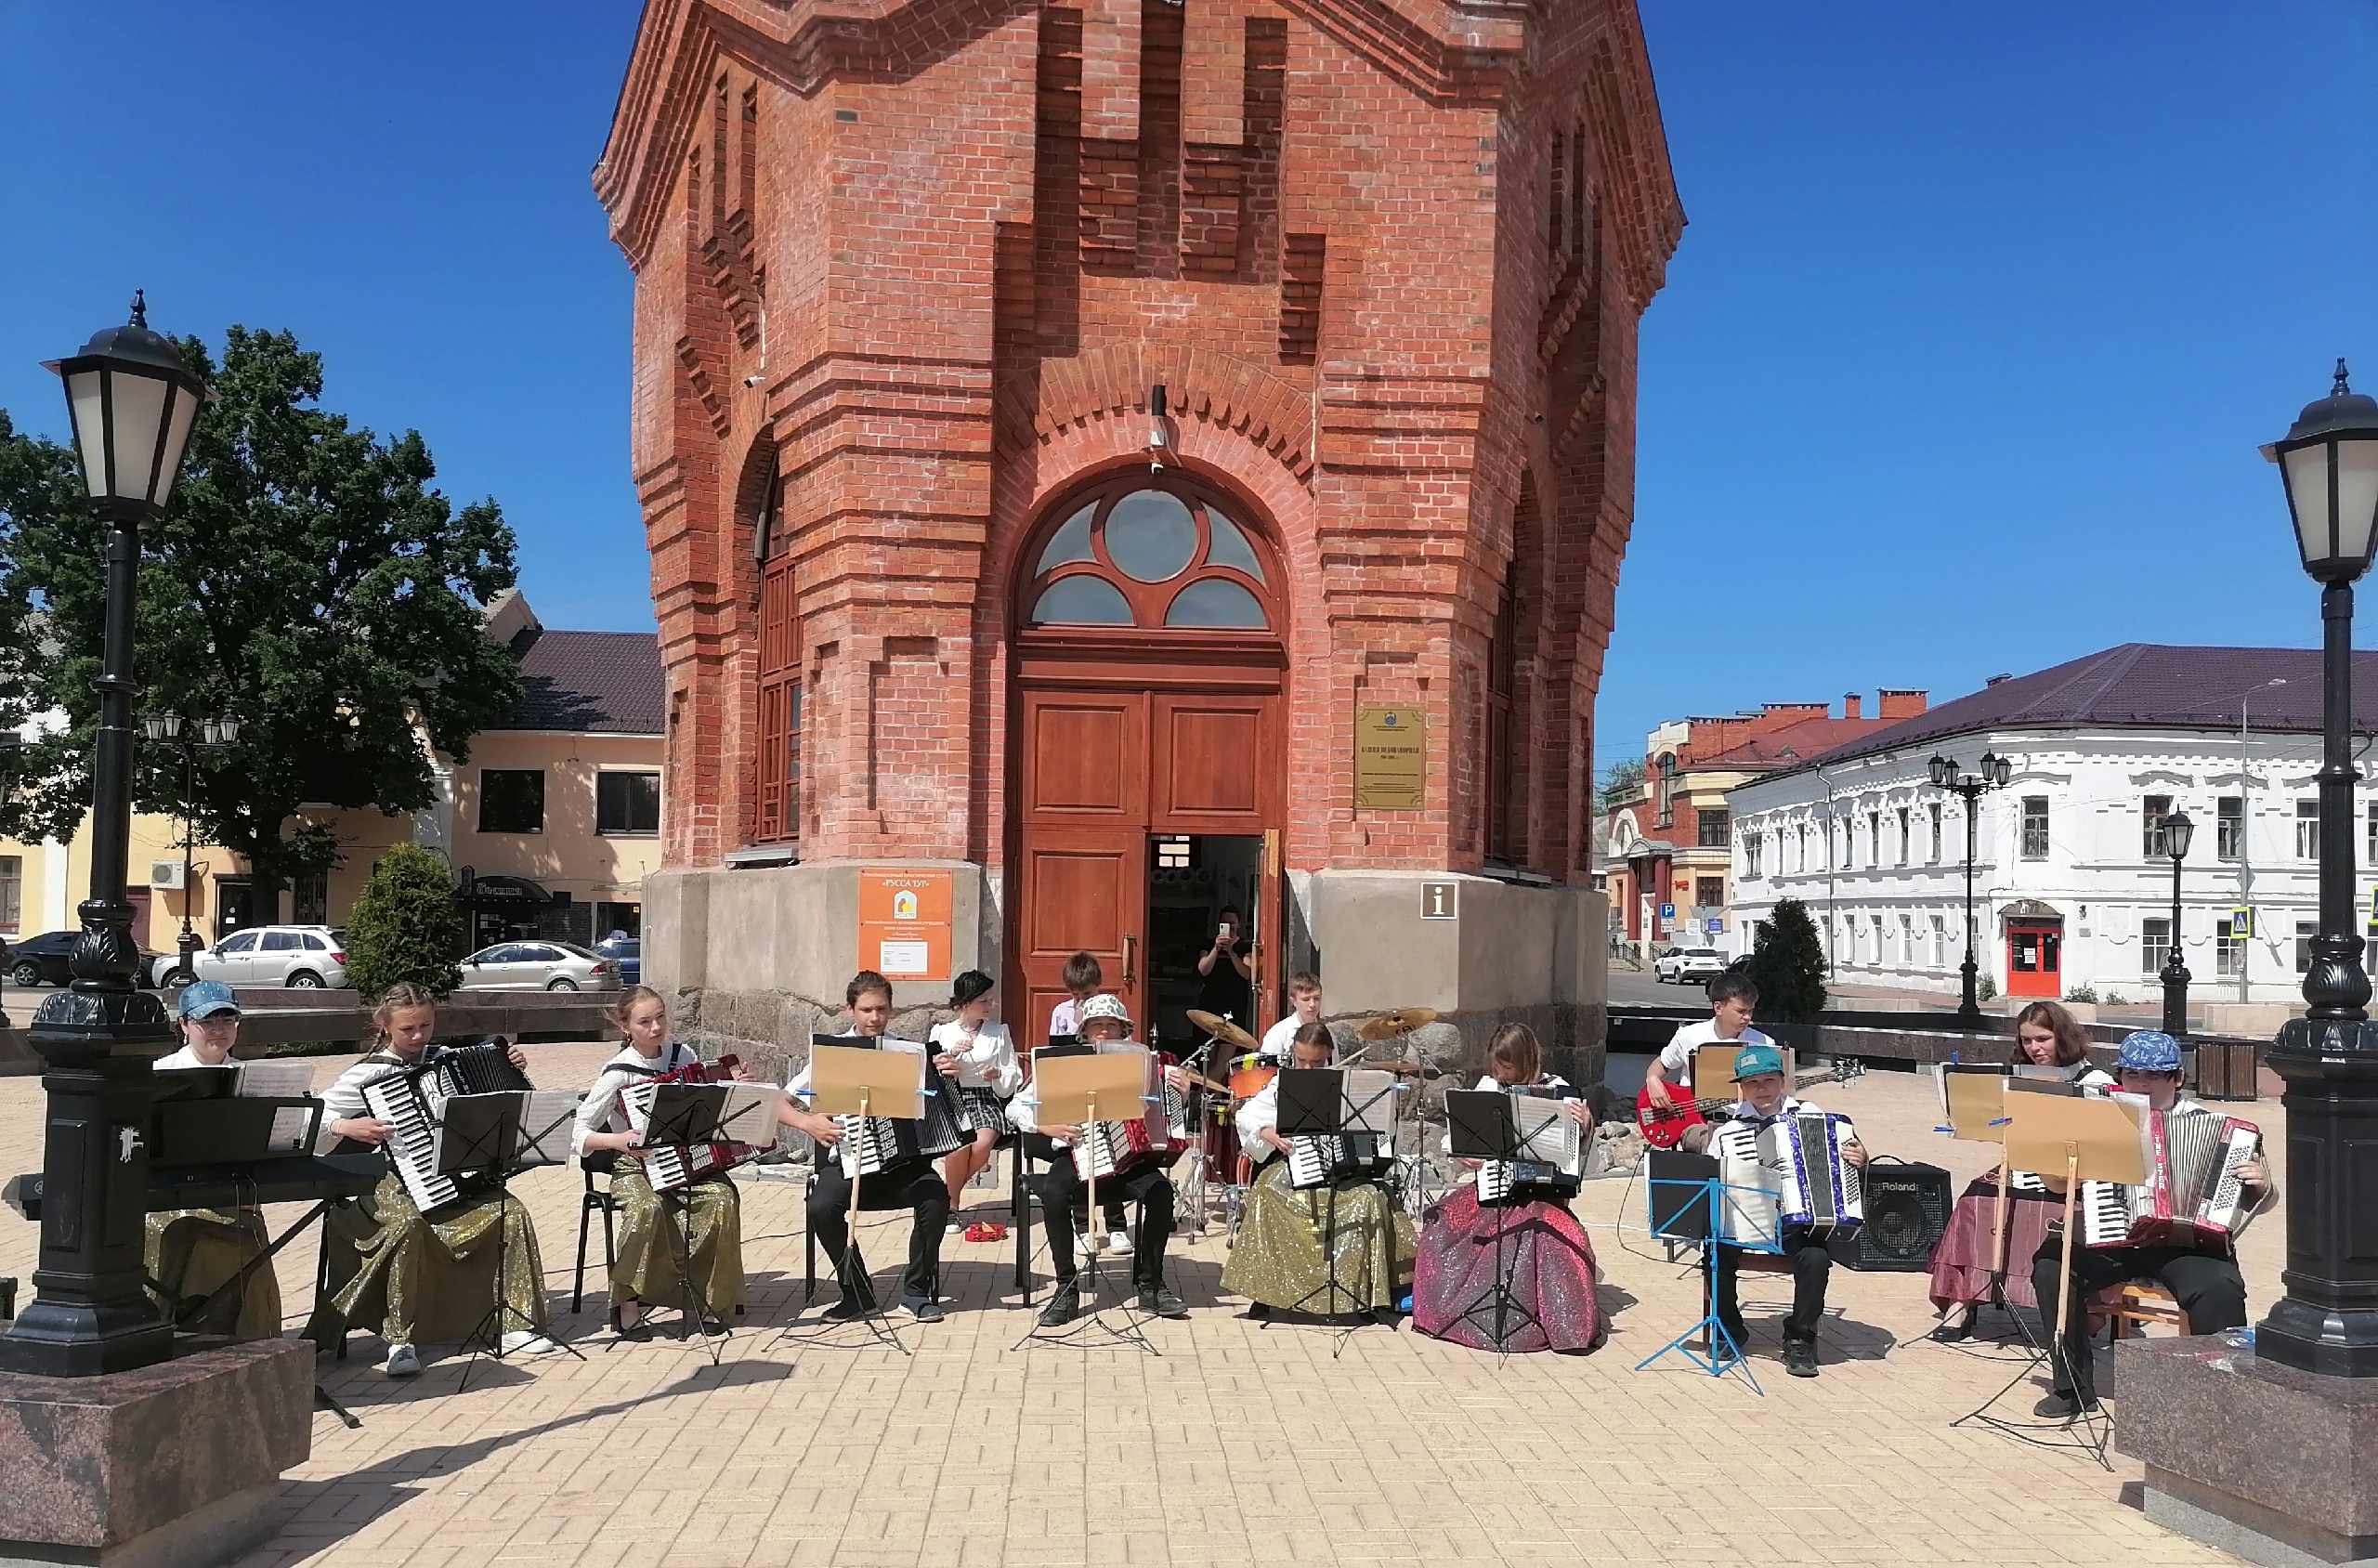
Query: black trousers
809 1157 948 1305
1709 1229 1835 1345
1020 1134 1128 1231
2031 1236 2247 1397
1036 1158 1173 1293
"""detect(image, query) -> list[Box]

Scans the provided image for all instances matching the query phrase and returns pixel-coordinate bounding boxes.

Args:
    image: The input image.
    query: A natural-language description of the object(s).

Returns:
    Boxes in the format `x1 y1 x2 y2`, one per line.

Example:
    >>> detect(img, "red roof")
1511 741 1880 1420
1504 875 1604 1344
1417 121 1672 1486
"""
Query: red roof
1691 712 1896 770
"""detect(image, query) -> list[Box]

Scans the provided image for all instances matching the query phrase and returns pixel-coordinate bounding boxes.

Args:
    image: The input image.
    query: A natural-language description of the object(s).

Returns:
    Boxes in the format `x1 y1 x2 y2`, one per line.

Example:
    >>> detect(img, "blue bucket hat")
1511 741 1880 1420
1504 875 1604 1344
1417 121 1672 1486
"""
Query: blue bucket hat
1733 1042 1785 1080
2117 1029 2183 1074
176 979 241 1021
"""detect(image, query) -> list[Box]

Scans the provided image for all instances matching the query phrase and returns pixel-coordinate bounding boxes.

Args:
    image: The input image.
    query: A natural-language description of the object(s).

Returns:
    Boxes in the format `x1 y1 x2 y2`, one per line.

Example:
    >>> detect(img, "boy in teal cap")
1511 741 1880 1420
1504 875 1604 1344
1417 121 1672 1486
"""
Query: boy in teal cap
1698 1040 1867 1378
2027 1030 2273 1419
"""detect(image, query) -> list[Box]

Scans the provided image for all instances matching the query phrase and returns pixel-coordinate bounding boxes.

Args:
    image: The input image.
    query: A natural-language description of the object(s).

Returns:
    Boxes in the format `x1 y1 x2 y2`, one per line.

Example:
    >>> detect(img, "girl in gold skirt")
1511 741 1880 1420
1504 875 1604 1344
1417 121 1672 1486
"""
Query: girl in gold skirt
146 980 282 1339
316 984 556 1376
574 986 748 1338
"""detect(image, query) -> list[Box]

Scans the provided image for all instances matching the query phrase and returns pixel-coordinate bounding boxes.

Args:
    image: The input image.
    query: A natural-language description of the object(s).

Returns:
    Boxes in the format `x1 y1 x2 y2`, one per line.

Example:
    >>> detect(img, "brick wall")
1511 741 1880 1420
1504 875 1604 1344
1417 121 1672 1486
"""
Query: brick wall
598 0 1681 883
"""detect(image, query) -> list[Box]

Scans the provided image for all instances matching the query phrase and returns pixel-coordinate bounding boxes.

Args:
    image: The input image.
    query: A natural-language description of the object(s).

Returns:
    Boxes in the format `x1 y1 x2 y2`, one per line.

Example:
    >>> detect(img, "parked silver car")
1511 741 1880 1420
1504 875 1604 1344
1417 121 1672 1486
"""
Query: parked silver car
453 940 621 992
163 925 350 989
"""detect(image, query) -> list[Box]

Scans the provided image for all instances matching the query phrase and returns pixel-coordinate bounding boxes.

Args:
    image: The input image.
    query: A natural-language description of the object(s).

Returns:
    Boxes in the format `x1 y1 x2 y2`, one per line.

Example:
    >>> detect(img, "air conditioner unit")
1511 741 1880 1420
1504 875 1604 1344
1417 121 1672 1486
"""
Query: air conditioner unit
149 860 187 891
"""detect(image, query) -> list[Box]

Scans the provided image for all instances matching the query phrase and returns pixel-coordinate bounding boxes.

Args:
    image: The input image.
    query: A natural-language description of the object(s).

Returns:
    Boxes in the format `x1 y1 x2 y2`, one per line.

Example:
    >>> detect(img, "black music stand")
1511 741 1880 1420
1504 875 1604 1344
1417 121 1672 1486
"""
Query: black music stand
1441 1091 1548 1357
1272 1068 1401 1350
637 1081 765 1364
444 1092 583 1390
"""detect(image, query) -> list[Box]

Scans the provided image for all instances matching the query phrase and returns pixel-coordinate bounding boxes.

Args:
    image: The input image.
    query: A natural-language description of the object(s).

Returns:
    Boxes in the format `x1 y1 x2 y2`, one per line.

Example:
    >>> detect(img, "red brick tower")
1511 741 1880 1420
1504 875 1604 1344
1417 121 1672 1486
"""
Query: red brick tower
599 0 1680 1067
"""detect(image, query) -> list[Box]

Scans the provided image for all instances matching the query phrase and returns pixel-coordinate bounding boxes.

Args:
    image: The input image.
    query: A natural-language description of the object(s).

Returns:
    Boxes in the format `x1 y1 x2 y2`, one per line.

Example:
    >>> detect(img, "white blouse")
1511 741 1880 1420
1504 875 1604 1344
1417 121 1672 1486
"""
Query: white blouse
1235 1075 1284 1161
929 1018 1022 1095
573 1041 701 1157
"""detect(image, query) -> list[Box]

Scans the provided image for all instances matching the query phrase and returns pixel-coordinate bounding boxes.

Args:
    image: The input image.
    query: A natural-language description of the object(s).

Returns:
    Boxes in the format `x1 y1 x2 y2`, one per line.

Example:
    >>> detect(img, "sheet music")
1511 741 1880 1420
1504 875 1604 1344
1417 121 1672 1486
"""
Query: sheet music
712 1083 786 1143
1340 1069 1399 1137
234 1059 319 1099
516 1089 583 1167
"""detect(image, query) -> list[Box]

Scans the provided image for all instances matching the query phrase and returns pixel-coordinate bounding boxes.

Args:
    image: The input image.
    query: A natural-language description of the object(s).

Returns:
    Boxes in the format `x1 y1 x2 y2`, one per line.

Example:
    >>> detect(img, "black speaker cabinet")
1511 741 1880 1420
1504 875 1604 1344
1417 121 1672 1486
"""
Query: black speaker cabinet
1837 1159 1953 1271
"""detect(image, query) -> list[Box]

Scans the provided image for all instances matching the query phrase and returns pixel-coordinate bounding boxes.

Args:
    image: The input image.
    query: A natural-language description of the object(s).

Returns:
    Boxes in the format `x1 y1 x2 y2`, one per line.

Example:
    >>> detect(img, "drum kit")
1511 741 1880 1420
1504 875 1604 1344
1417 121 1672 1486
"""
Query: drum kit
1177 1004 1445 1233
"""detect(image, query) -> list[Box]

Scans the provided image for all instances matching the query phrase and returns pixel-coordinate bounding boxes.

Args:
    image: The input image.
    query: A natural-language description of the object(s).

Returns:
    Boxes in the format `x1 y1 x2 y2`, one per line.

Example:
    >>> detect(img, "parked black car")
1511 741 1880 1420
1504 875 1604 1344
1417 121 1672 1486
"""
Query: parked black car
6 930 163 989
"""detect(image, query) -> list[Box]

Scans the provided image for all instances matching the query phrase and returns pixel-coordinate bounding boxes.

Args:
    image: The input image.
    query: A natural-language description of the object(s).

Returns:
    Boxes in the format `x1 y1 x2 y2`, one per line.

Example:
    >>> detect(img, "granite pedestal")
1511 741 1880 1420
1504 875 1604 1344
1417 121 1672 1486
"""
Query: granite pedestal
2116 1334 2378 1565
0 1339 310 1568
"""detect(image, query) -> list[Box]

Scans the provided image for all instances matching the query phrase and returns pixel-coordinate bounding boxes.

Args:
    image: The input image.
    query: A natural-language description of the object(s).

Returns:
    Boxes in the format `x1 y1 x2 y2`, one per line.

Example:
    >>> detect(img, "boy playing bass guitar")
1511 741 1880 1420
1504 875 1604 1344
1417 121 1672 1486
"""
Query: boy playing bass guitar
1638 973 1773 1149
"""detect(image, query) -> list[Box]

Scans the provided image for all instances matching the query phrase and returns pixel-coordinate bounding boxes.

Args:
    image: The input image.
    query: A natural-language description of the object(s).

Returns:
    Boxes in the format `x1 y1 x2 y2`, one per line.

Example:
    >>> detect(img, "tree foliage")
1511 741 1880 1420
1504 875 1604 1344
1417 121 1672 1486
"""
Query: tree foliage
343 843 465 1000
0 326 521 905
1599 754 1646 808
1746 896 1829 1022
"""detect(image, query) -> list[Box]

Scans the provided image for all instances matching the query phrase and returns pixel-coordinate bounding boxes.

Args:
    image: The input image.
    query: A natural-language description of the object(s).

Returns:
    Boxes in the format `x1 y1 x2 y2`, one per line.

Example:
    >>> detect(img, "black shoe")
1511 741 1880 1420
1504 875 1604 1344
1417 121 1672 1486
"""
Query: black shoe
1037 1286 1079 1328
824 1294 875 1322
1927 1316 1975 1344
1243 1302 1272 1322
1784 1339 1819 1379
1716 1317 1750 1350
898 1297 945 1324
1370 1306 1401 1328
1138 1286 1189 1319
2033 1391 2101 1421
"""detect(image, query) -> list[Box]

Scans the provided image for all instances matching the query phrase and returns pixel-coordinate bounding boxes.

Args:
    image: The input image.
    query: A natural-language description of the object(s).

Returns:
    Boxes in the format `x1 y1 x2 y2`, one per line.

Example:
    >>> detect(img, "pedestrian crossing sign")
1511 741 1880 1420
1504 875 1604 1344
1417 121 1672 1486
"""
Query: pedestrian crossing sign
2232 907 2253 939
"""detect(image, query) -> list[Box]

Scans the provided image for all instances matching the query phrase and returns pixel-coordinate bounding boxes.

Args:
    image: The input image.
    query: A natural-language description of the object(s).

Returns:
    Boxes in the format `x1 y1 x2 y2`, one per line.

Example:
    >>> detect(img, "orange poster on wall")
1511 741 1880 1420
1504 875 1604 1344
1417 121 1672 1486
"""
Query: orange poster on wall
858 869 953 981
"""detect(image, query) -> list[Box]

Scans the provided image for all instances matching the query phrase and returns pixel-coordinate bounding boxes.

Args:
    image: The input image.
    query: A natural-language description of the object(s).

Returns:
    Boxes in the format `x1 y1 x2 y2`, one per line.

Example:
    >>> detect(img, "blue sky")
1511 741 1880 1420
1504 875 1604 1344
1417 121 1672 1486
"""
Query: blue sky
3 3 2373 773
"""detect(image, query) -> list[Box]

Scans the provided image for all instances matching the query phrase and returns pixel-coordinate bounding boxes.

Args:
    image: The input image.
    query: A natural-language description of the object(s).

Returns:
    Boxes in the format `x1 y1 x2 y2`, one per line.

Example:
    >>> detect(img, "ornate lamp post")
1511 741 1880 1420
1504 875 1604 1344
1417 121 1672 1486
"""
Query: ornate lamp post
140 713 241 987
2158 811 2194 1037
2258 360 2378 1378
1928 751 2013 1026
0 296 211 1377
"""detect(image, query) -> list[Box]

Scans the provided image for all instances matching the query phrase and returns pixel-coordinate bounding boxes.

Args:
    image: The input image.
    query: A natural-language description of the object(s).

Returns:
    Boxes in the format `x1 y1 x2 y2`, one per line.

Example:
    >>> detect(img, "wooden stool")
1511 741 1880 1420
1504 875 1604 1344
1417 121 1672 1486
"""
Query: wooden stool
2103 1280 2189 1339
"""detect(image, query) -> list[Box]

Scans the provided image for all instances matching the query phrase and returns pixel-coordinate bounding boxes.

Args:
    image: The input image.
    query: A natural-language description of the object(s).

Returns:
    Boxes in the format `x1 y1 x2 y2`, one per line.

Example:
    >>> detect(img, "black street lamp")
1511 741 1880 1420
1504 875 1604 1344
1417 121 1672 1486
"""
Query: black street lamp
1928 750 2013 1026
140 712 241 987
2259 359 2378 1379
2158 810 2194 1038
0 295 211 1378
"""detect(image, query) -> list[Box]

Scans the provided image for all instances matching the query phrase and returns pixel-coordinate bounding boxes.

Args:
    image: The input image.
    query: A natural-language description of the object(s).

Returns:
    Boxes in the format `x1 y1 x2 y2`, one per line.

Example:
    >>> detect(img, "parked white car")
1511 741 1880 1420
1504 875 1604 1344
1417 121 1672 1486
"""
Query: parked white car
453 941 621 992
161 925 350 989
1654 947 1728 985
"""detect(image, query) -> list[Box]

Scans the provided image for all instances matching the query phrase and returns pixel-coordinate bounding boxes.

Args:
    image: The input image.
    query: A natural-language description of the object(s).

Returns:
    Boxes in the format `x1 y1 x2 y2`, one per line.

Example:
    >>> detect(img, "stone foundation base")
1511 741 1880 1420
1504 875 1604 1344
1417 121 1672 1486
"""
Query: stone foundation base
0 1339 311 1568
2116 1336 2378 1565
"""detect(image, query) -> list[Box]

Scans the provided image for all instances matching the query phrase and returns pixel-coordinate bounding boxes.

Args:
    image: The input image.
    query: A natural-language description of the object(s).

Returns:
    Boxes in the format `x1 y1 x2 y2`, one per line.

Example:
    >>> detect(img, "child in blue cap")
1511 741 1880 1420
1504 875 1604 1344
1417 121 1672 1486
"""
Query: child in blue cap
144 980 281 1338
1694 1040 1868 1378
2026 1030 2274 1420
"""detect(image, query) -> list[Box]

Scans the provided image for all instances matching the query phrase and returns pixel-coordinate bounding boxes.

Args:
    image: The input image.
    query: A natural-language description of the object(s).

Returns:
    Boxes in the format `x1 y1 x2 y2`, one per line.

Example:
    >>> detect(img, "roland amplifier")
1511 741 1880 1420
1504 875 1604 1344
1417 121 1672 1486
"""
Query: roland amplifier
1834 1159 1952 1272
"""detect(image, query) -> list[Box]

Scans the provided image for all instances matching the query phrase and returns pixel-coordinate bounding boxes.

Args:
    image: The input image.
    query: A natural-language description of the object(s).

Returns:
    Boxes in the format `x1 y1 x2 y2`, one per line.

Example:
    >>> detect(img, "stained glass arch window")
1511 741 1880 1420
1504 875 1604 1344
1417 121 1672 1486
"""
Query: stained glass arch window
1023 475 1280 633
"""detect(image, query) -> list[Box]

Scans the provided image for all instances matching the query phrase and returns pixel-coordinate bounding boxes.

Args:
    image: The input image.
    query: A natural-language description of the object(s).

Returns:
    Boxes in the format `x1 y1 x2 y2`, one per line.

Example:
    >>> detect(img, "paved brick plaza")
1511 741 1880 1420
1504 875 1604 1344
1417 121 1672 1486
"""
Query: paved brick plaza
0 1044 2276 1566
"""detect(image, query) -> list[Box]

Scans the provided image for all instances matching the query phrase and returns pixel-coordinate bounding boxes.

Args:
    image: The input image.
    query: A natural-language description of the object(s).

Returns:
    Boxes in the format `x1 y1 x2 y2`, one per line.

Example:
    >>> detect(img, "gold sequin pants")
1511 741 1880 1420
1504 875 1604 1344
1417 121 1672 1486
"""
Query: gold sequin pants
610 1163 745 1318
328 1173 550 1347
145 1208 283 1339
1221 1159 1415 1313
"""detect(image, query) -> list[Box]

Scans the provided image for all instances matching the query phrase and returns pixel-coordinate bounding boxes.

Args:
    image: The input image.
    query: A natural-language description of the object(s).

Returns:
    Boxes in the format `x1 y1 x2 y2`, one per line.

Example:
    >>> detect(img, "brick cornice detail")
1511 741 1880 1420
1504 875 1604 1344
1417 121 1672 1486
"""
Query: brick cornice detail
996 346 1316 484
596 0 1679 271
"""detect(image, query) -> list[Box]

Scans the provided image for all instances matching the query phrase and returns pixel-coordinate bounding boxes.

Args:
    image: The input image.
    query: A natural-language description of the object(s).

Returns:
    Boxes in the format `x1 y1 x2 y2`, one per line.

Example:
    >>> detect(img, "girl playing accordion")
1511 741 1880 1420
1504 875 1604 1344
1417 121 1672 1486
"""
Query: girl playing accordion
312 984 556 1378
932 969 1021 1223
574 987 749 1339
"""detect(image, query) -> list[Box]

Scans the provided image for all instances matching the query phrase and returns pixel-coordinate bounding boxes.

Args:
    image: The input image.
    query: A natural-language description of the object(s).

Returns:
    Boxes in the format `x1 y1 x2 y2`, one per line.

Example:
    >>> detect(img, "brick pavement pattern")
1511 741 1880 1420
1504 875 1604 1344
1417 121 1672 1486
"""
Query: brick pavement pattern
0 1044 2278 1565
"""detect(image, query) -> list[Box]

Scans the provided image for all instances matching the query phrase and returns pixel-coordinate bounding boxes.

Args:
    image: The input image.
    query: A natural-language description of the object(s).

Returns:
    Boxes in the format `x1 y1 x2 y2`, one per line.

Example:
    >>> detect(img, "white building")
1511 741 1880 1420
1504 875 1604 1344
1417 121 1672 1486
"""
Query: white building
1725 644 2372 1009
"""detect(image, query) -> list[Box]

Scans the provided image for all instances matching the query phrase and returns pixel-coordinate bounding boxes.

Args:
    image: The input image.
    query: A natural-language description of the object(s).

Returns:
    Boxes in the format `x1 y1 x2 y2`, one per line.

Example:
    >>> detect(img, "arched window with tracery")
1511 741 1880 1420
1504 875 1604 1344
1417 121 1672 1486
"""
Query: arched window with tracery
754 465 802 842
1022 474 1280 634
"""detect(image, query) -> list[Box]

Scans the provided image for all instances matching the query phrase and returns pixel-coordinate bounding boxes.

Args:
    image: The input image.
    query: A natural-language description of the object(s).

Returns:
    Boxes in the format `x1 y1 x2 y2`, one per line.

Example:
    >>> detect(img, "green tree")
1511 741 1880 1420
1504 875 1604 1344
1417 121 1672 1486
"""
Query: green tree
1746 897 1829 1022
343 843 465 999
1599 754 1646 808
0 327 521 909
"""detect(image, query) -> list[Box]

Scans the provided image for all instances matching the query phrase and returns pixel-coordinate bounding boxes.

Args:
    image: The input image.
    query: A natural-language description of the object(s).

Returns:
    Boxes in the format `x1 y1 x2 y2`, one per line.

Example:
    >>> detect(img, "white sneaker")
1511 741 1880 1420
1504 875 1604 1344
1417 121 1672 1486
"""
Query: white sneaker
947 1220 964 1234
1106 1229 1134 1257
500 1330 558 1356
383 1343 421 1378
1076 1231 1095 1257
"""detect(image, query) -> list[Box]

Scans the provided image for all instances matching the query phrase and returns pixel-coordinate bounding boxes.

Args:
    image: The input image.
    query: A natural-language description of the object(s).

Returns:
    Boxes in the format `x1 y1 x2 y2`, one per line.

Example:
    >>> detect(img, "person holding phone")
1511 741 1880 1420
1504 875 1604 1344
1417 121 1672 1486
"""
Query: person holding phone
1195 904 1253 1028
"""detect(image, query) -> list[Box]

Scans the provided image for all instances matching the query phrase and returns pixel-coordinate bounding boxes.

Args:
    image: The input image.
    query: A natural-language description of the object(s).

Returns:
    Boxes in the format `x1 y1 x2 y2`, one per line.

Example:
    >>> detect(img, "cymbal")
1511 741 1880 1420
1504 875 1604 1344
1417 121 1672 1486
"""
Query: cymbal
1186 1010 1261 1053
1357 1007 1439 1041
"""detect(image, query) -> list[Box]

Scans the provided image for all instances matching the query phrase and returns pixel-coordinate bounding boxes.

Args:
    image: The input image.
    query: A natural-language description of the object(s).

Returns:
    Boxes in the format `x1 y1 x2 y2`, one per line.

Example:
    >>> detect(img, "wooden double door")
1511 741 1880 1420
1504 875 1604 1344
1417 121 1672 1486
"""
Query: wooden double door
1009 649 1285 1046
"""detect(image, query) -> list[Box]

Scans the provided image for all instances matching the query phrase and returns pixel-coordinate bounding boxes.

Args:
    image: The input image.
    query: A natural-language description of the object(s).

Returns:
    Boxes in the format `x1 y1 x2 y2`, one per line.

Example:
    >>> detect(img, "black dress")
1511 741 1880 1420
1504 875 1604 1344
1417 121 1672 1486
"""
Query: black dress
1194 940 1253 1029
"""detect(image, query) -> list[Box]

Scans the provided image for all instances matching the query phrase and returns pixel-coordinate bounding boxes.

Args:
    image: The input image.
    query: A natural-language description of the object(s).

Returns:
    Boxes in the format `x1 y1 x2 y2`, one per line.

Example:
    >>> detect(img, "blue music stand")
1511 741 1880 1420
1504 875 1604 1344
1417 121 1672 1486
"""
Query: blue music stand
1635 1172 1784 1393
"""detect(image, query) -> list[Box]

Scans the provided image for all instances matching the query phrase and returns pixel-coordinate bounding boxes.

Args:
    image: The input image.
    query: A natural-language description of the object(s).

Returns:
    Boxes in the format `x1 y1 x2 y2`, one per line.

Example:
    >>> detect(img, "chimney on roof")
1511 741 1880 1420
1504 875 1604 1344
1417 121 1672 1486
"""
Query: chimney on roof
1843 693 1862 719
1877 688 1928 720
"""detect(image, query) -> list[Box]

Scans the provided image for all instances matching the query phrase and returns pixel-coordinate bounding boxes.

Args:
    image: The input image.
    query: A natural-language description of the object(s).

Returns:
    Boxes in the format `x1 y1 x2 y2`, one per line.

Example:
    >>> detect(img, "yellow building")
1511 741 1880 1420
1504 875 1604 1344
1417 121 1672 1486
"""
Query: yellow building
0 591 661 963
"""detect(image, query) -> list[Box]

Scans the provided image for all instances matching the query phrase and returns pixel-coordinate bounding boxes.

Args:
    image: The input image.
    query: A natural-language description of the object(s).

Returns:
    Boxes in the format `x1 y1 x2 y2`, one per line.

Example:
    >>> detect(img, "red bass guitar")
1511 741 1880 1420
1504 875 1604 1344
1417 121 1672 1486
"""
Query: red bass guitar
1634 1058 1865 1150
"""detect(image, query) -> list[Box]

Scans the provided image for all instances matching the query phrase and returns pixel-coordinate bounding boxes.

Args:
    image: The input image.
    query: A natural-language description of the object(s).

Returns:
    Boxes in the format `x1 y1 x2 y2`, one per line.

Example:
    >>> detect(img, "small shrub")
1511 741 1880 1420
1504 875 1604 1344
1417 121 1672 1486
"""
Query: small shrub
343 843 464 1000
